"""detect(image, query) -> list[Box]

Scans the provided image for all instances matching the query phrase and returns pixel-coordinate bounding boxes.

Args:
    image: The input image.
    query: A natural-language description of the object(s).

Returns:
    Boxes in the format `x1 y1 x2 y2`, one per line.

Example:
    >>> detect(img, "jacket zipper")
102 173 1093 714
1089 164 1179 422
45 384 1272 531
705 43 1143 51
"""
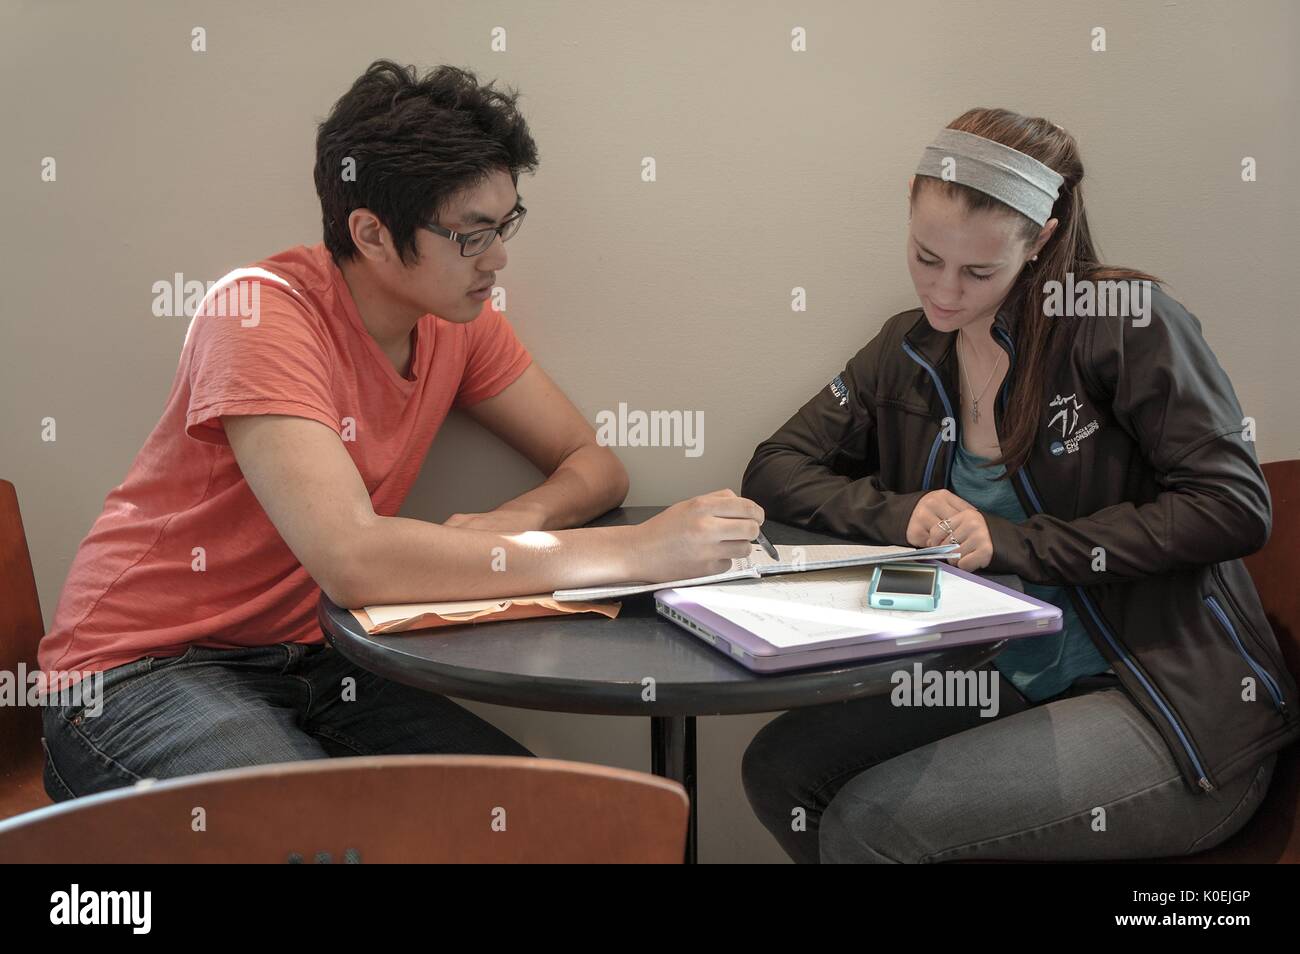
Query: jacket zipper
1205 595 1287 713
901 340 957 491
920 432 943 491
988 327 1215 792
1210 562 1292 708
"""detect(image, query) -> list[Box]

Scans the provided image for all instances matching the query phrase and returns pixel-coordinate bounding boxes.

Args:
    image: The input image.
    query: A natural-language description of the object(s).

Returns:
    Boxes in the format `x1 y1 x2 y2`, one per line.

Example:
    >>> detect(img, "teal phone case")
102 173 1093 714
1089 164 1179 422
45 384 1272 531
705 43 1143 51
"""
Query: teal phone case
867 563 941 611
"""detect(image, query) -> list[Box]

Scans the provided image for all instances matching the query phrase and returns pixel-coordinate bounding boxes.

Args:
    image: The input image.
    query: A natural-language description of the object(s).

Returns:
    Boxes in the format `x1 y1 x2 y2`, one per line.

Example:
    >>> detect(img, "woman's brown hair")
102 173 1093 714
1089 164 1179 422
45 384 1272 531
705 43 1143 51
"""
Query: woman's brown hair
910 107 1160 476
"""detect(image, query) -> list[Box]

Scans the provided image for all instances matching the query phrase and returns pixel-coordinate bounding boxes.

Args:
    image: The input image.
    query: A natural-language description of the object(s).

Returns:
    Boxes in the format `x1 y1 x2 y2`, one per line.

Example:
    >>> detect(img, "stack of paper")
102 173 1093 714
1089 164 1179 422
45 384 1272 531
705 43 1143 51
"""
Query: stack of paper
672 566 1043 649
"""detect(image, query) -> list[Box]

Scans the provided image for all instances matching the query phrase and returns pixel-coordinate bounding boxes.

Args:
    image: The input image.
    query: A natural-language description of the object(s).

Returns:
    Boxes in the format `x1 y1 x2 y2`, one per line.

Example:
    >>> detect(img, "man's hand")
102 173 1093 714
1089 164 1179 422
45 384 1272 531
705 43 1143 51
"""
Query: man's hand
628 489 764 582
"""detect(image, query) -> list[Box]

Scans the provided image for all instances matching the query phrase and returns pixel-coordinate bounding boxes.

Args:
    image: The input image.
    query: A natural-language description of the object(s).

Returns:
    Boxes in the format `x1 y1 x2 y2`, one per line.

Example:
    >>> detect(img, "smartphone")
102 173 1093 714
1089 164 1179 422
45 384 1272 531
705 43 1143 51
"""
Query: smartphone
867 562 941 611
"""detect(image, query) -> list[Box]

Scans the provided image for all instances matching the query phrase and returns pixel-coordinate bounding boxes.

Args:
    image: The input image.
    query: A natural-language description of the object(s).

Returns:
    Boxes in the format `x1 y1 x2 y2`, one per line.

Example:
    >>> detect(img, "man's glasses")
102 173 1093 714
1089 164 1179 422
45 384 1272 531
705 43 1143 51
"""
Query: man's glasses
423 204 527 257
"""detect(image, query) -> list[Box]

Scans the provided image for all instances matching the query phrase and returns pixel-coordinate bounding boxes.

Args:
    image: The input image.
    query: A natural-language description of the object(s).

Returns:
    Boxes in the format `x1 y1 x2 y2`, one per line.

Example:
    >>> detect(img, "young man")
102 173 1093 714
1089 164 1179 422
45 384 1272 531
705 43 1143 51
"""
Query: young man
38 60 762 800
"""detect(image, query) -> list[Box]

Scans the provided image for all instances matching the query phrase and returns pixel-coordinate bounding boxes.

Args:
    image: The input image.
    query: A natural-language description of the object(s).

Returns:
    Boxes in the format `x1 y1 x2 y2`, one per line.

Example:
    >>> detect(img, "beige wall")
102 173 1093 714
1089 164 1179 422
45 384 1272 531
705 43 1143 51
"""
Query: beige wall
3 0 1297 863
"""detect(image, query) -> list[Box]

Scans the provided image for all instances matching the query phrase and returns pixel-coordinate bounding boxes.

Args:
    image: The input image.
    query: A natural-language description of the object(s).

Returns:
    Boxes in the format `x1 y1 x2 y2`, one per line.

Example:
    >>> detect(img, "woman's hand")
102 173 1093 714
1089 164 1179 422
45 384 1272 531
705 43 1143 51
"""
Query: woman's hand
907 490 993 571
905 490 973 547
923 506 993 572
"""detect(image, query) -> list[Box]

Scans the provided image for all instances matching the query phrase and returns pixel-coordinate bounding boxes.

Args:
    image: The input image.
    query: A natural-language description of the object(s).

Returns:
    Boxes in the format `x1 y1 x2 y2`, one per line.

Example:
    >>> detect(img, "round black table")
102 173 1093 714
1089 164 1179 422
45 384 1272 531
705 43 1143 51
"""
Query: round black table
318 506 1013 863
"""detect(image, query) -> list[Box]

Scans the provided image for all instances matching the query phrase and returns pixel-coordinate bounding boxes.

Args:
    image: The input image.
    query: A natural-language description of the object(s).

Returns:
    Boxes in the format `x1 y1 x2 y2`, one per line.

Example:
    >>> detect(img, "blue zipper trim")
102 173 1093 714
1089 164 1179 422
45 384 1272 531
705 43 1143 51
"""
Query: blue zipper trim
1205 596 1286 712
921 433 943 491
901 340 957 491
991 326 1213 789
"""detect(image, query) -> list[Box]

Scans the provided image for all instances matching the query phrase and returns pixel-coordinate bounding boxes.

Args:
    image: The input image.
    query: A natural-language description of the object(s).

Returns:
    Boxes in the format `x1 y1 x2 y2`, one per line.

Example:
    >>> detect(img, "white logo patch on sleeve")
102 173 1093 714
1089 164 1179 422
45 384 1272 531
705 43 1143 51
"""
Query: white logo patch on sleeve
828 374 849 406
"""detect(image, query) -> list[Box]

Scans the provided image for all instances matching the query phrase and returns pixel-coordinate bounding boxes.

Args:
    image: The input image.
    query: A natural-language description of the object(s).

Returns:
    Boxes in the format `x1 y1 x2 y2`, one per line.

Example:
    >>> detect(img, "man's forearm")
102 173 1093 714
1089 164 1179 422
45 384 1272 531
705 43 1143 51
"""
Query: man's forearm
495 443 629 530
336 514 641 607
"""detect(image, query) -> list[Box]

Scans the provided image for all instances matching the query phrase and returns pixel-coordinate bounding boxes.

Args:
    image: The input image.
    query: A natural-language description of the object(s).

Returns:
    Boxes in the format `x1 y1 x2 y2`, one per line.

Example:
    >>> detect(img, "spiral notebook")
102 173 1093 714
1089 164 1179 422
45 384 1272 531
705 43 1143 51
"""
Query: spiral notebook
552 542 959 602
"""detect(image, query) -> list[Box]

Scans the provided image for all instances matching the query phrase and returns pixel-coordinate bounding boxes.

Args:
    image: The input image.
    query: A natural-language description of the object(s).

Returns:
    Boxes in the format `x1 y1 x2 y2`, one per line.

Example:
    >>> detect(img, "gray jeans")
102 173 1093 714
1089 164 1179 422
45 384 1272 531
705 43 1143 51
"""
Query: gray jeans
42 642 532 801
742 667 1276 863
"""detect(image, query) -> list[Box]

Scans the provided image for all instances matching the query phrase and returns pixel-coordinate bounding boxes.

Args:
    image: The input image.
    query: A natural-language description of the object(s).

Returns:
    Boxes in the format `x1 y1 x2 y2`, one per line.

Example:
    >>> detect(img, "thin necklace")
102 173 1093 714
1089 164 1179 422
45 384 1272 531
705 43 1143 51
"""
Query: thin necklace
957 330 1002 423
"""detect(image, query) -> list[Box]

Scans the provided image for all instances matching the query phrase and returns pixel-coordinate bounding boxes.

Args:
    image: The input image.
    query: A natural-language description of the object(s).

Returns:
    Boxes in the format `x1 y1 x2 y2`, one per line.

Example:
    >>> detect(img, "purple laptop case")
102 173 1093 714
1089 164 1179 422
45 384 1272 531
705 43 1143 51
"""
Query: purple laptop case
654 562 1063 673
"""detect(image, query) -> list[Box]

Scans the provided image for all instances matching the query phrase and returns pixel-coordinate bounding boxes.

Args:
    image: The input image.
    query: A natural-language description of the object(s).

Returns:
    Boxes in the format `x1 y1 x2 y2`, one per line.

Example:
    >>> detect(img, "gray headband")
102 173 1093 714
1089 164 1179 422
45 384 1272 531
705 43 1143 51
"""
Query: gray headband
915 128 1064 226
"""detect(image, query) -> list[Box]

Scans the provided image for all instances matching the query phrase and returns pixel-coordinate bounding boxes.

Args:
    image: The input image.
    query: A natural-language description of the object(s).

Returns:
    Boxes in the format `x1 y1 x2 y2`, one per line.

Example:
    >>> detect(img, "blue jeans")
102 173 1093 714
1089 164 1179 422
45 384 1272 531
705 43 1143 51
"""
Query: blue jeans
41 642 532 801
742 668 1276 863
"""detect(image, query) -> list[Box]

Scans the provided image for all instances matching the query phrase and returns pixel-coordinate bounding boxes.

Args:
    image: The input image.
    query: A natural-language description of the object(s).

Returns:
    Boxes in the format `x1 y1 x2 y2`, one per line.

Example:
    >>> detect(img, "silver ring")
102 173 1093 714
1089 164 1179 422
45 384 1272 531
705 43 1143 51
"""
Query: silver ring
948 533 958 546
938 518 953 534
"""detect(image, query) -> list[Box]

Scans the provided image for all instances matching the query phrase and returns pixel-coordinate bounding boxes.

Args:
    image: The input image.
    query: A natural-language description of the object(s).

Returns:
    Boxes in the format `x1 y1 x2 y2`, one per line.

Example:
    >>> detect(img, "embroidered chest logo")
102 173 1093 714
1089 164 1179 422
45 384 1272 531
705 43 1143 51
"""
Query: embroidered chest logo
1049 393 1082 436
828 374 849 407
1047 393 1099 456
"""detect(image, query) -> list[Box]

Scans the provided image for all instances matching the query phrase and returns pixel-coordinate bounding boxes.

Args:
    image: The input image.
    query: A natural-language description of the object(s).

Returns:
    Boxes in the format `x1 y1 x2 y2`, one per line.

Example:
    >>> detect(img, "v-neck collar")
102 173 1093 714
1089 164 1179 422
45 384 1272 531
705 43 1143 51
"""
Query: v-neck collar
323 248 421 393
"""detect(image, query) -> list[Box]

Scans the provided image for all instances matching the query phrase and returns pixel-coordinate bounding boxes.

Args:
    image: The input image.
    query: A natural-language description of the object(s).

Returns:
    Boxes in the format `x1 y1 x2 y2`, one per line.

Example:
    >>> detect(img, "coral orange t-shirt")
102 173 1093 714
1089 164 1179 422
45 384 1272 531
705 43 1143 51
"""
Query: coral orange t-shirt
39 242 532 682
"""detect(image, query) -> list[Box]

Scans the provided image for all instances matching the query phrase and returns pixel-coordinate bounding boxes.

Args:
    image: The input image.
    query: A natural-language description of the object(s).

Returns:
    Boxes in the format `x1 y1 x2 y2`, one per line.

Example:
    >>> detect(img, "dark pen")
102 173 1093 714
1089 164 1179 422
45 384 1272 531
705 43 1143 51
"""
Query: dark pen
754 528 780 561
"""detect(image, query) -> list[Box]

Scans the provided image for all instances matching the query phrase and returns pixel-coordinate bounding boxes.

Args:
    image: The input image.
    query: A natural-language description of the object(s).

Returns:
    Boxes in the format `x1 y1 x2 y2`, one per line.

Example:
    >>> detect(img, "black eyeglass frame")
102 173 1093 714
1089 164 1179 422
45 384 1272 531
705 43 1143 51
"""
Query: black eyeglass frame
422 204 527 257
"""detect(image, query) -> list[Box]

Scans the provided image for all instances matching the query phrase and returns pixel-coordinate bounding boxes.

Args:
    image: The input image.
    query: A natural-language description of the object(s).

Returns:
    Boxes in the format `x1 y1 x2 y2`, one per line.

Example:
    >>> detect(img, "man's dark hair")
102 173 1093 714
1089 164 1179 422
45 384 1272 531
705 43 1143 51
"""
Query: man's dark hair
314 60 539 266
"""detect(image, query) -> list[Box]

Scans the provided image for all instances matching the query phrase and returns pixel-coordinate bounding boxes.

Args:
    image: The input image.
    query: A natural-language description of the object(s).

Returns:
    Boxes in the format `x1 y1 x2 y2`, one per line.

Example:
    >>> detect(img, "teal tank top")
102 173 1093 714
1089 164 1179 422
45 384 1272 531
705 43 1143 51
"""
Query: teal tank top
948 440 1111 702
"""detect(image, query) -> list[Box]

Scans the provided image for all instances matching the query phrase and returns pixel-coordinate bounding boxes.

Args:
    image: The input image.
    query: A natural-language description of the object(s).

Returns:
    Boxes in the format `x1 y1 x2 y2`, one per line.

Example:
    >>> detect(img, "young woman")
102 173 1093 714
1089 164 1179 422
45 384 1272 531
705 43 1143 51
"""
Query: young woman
739 108 1298 863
